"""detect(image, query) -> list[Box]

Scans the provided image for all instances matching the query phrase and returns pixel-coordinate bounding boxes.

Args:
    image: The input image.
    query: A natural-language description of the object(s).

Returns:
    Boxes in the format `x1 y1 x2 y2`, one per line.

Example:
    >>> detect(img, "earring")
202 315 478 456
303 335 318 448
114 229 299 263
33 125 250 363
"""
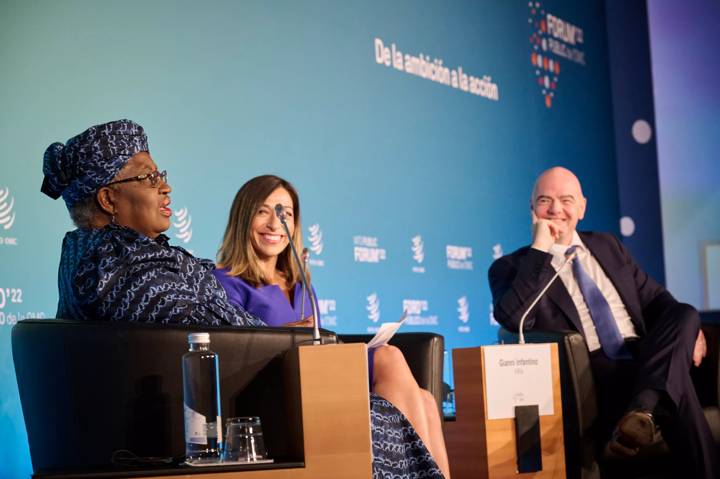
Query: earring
111 211 117 224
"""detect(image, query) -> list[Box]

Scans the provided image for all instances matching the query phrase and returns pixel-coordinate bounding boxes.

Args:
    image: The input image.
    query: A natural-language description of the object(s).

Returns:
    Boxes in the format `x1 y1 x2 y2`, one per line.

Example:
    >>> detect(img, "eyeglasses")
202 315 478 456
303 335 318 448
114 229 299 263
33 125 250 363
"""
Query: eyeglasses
106 170 168 188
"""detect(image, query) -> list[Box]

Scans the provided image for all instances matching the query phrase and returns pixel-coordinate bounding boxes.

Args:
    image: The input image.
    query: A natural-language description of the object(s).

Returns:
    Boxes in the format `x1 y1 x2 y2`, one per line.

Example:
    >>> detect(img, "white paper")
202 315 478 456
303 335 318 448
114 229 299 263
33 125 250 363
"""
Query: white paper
366 310 408 349
483 343 554 420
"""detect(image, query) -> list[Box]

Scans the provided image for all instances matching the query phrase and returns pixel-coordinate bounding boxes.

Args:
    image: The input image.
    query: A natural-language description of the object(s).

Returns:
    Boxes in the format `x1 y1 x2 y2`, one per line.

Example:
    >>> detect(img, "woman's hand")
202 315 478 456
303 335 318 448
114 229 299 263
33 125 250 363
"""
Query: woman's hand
284 316 315 328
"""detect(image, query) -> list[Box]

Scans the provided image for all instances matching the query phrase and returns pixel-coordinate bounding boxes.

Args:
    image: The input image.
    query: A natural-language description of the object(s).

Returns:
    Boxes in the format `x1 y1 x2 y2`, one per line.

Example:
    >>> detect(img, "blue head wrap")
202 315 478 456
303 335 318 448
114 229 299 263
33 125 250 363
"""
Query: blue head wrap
41 119 149 208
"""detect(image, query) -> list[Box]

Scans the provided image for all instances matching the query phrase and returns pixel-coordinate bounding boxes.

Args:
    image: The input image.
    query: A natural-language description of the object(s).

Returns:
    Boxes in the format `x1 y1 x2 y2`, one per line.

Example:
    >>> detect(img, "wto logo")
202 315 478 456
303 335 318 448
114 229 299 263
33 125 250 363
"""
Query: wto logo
458 296 470 333
366 293 381 323
173 207 193 244
307 223 325 267
0 188 16 231
528 1 586 108
492 243 504 259
307 224 324 255
411 235 425 273
489 303 499 326
0 187 18 246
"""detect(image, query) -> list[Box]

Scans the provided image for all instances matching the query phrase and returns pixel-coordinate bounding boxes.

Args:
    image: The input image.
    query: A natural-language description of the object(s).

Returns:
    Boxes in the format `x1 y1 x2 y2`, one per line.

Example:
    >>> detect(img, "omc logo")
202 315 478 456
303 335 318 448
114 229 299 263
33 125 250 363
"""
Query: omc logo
411 235 424 263
366 293 381 323
0 187 17 231
173 207 193 244
528 1 586 108
307 223 324 255
318 298 337 327
411 235 425 273
457 296 470 323
458 296 471 333
493 243 504 259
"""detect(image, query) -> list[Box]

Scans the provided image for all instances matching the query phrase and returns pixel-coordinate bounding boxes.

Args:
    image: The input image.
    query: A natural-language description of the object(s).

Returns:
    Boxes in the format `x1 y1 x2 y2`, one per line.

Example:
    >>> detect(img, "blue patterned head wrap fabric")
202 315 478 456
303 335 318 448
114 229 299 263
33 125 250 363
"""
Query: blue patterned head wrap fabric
41 119 148 208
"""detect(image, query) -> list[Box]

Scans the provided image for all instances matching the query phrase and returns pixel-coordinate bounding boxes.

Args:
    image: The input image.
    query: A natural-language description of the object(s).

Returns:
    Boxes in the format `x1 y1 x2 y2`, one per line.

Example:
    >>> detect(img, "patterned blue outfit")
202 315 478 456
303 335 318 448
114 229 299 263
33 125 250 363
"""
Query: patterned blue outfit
370 395 445 478
57 224 263 326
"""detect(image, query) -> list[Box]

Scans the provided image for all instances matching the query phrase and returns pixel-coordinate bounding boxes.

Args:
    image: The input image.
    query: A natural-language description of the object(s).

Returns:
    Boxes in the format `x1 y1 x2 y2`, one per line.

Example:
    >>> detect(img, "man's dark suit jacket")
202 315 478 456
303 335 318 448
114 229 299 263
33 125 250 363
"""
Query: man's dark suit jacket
488 231 677 340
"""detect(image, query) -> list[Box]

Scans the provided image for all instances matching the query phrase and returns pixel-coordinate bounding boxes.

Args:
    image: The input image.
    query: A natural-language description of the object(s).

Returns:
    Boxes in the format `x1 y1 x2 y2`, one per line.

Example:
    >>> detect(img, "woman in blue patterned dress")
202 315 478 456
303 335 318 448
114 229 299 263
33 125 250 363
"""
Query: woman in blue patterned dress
214 175 450 478
42 119 262 326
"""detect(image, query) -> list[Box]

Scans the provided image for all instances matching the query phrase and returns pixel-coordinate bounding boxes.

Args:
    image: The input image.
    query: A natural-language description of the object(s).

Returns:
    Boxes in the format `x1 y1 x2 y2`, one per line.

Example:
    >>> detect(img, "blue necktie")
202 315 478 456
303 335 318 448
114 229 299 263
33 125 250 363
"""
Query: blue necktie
566 246 630 360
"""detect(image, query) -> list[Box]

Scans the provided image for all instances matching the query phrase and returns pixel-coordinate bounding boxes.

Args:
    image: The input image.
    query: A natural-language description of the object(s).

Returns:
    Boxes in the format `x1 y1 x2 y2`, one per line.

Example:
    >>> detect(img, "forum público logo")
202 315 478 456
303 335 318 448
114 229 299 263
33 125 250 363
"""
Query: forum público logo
0 187 16 231
173 207 193 244
528 1 586 108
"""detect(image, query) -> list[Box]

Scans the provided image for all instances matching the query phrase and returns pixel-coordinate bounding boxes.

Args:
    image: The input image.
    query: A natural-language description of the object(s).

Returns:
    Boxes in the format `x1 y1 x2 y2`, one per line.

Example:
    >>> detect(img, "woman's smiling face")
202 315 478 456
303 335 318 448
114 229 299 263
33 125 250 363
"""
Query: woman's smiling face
250 187 295 261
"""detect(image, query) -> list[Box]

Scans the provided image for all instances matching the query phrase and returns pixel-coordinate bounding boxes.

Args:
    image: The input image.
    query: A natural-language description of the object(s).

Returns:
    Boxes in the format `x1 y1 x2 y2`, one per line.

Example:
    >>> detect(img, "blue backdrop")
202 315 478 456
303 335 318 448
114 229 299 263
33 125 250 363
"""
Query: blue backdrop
1 1 622 476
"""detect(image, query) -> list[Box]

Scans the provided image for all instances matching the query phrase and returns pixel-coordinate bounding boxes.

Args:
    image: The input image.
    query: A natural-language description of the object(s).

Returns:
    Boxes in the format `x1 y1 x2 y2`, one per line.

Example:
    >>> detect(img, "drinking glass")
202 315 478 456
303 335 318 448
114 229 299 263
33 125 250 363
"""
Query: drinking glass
222 416 267 462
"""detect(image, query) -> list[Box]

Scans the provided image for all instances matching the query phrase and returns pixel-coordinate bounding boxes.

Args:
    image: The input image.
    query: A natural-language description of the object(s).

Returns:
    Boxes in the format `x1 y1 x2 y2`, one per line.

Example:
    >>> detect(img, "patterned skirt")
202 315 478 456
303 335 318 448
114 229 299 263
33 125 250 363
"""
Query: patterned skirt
370 393 445 478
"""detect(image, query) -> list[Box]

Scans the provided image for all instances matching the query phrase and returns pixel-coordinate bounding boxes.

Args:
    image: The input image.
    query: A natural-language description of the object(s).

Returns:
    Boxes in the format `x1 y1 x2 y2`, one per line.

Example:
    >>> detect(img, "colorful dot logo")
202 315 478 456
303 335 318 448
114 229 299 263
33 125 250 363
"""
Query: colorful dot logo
528 2 586 108
529 1 559 108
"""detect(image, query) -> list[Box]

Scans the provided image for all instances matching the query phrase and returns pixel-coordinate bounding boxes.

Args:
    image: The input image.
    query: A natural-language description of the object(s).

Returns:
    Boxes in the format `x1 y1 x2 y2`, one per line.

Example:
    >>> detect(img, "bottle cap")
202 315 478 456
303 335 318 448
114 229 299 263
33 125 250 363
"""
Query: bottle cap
188 332 210 344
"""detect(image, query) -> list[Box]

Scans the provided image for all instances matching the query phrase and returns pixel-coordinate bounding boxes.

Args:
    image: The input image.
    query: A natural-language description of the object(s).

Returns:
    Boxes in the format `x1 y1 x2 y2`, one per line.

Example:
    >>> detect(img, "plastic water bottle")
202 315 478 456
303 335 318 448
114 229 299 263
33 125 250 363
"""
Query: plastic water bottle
442 349 456 418
182 332 222 463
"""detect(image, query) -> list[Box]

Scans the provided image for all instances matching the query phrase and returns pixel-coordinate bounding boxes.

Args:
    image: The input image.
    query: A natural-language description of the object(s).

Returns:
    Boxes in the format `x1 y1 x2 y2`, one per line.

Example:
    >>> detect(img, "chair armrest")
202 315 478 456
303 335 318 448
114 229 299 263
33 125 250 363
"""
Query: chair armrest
693 312 720 408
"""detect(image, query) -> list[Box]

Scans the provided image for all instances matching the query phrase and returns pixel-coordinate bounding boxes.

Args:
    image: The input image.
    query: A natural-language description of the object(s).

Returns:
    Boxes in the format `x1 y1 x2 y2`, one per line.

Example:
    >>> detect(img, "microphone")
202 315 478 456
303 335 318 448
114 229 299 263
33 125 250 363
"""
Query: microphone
518 248 578 344
302 247 310 270
300 248 310 321
275 204 321 344
274 204 286 222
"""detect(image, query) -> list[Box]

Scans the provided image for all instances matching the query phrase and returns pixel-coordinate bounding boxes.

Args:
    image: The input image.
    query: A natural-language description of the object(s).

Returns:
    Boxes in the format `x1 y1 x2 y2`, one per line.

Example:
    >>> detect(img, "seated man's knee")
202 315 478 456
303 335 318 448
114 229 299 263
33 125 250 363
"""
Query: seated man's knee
672 302 700 336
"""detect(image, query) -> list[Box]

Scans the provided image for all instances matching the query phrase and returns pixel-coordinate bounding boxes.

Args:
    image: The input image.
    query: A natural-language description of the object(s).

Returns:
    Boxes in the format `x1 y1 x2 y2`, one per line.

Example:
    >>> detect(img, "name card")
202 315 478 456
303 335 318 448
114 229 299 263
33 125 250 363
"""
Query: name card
483 343 554 420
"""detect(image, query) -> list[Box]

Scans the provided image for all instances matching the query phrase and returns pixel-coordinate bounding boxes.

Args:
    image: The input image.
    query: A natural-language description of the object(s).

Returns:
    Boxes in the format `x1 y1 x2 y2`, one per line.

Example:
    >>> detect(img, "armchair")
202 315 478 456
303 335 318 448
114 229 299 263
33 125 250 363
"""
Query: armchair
12 319 370 478
12 320 448 478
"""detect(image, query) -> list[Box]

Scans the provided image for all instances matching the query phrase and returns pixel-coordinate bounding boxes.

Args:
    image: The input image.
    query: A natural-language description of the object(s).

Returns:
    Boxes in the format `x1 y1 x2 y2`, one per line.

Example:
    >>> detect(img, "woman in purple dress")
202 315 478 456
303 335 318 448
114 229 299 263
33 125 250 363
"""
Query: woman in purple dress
214 175 450 479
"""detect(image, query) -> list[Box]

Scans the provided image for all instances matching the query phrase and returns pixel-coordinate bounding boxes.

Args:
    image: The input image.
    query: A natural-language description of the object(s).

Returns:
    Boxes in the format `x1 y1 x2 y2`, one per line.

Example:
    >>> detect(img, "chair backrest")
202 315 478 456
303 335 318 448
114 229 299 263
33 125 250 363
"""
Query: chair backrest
12 319 337 474
339 332 445 413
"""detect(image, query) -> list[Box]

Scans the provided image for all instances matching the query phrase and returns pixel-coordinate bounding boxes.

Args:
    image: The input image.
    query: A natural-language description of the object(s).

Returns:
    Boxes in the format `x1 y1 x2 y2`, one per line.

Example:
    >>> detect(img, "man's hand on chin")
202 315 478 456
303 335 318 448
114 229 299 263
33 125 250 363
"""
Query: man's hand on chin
531 211 562 252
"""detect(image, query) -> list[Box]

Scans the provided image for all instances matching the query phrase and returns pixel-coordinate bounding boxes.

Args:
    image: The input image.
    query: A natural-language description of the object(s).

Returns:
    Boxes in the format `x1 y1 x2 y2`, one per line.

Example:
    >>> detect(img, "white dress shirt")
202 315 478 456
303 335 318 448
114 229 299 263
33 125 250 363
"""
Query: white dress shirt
547 231 639 351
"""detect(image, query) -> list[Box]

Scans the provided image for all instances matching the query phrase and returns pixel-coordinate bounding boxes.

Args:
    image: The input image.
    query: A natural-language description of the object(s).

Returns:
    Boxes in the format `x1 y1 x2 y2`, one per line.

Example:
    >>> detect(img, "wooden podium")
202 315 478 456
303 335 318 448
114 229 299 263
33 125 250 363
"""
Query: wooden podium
444 344 565 479
139 343 373 479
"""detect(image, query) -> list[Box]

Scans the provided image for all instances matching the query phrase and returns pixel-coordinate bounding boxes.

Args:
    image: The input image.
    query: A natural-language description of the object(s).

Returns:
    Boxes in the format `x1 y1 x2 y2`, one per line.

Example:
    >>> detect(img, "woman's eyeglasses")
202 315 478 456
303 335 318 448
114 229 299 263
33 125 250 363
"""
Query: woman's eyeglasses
106 170 168 188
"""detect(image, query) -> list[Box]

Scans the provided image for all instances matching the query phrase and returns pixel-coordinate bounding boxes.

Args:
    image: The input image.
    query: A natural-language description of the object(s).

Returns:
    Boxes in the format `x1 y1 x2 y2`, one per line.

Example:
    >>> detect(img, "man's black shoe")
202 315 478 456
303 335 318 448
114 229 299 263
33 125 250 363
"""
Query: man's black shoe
606 410 657 457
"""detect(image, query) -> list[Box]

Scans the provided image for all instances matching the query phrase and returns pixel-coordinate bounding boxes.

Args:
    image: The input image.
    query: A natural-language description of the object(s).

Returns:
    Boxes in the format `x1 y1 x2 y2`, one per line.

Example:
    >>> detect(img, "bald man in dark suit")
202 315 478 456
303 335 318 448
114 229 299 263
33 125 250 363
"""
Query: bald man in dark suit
489 167 717 478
